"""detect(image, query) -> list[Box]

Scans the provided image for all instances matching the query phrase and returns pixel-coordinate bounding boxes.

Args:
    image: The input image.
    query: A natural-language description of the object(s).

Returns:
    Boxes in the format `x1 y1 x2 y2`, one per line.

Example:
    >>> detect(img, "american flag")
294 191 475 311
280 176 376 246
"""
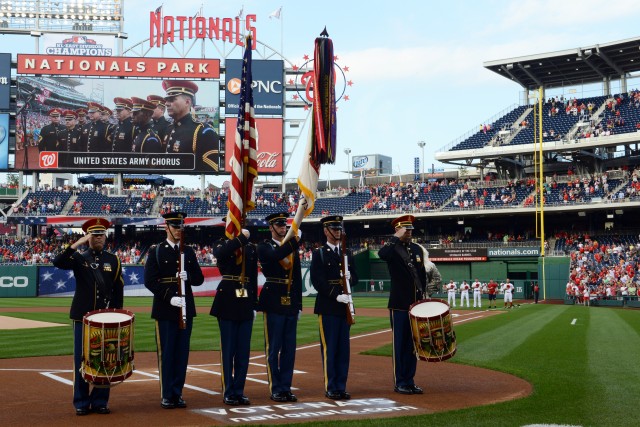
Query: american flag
226 35 258 239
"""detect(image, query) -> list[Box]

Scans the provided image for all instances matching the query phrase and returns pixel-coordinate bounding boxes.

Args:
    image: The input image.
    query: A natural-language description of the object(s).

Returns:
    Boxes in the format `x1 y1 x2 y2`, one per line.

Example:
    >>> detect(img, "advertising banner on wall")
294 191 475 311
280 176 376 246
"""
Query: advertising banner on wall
41 34 116 56
224 117 283 174
0 53 10 110
225 59 283 116
14 75 221 173
0 265 37 297
428 248 488 262
488 247 541 257
0 114 8 170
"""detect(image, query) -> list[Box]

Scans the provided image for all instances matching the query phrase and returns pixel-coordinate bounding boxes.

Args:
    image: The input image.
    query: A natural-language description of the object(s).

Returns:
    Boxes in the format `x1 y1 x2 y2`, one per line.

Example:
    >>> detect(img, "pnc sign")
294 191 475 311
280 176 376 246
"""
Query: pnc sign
225 59 283 116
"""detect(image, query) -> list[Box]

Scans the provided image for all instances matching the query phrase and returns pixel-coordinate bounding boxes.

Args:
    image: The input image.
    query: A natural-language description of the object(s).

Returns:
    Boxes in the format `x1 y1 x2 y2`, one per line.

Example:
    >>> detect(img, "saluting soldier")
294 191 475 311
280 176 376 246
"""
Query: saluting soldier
111 97 135 152
85 102 112 153
144 212 204 409
257 212 303 403
52 218 124 416
211 223 258 406
162 80 220 172
147 94 171 147
310 215 358 401
57 110 84 151
379 215 441 395
130 97 162 153
37 108 62 151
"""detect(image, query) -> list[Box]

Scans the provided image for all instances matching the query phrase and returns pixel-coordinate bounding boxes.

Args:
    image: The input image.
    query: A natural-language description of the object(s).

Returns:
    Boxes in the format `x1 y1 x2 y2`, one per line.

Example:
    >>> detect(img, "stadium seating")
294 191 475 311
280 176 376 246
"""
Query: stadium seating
17 191 72 215
69 192 153 215
450 105 529 151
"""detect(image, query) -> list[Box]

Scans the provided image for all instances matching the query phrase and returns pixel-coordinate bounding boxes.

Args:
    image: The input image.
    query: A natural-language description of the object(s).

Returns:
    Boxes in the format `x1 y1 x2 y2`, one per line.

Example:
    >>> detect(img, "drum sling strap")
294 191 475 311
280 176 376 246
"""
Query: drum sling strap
82 251 111 308
395 244 425 299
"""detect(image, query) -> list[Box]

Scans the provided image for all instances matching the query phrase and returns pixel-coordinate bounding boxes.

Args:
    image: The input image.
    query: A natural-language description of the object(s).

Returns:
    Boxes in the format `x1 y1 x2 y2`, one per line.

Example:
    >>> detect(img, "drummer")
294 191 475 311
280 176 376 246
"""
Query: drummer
378 215 434 395
52 217 124 416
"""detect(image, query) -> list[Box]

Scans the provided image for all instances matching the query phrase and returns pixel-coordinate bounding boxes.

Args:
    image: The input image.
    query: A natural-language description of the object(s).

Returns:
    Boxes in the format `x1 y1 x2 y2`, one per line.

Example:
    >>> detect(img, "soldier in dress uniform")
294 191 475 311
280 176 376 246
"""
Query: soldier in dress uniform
147 94 170 147
76 108 88 127
379 215 441 395
130 97 162 153
211 223 258 406
310 215 359 400
37 108 62 151
85 102 112 153
257 212 302 403
52 218 124 416
111 97 135 152
57 110 83 151
144 212 204 409
162 80 220 172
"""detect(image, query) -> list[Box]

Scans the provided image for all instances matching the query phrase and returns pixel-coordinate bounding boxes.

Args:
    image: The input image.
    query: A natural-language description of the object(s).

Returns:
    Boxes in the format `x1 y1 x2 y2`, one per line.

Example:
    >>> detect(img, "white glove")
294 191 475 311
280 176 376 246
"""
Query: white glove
344 270 351 281
298 310 302 320
336 294 350 304
241 228 250 239
170 296 186 308
253 310 257 320
177 271 188 281
296 229 302 239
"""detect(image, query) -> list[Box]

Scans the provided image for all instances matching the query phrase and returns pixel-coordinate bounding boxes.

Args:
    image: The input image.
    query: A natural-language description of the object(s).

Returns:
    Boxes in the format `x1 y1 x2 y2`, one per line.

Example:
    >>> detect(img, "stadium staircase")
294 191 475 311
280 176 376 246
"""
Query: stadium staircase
62 194 77 214
564 98 614 141
151 195 162 216
490 107 533 146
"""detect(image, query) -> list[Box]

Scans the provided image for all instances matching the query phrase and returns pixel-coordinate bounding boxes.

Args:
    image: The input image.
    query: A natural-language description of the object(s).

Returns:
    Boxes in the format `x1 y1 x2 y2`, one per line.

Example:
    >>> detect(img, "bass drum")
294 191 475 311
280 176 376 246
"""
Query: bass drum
409 299 457 362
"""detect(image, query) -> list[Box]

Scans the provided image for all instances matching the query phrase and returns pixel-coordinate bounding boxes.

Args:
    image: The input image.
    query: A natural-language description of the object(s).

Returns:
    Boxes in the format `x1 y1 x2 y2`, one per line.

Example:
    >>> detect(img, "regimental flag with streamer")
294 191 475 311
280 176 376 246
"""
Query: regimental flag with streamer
226 34 258 240
283 29 337 243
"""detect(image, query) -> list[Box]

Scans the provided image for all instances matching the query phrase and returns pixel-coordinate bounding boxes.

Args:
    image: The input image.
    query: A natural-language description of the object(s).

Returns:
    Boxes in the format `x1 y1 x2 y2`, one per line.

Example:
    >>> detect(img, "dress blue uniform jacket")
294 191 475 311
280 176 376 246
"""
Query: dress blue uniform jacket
211 234 258 320
165 114 220 173
257 238 302 315
144 241 204 320
311 245 358 317
378 236 427 310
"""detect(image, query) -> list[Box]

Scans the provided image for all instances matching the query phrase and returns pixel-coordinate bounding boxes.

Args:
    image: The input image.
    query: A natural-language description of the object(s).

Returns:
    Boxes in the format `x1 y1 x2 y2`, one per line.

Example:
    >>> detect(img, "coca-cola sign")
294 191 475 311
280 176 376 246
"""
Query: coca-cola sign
224 118 283 174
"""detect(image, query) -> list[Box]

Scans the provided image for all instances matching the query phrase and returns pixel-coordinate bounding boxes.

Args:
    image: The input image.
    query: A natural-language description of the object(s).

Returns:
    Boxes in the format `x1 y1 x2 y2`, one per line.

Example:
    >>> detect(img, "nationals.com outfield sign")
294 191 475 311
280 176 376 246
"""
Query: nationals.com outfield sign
17 55 220 79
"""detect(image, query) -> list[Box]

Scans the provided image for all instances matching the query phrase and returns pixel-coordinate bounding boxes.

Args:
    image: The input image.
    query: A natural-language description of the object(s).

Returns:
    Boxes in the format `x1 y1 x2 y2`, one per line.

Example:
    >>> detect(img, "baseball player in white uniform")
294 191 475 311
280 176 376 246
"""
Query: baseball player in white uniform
472 278 482 308
445 280 457 307
459 280 470 307
502 278 514 308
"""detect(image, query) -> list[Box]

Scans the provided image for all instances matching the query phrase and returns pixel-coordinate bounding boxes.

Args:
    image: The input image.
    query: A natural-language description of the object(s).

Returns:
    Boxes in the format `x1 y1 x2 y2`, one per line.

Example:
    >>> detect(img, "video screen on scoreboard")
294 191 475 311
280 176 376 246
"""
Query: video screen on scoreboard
14 76 221 173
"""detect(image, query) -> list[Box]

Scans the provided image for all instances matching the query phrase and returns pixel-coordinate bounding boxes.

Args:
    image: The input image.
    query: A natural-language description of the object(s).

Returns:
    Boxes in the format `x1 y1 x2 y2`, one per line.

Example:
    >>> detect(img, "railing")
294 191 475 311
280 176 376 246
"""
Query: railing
437 103 521 152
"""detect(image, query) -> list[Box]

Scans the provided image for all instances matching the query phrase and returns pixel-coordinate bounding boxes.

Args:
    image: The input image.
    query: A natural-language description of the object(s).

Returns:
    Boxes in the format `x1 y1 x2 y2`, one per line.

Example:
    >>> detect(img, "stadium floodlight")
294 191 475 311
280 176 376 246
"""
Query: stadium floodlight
29 30 41 36
116 32 128 39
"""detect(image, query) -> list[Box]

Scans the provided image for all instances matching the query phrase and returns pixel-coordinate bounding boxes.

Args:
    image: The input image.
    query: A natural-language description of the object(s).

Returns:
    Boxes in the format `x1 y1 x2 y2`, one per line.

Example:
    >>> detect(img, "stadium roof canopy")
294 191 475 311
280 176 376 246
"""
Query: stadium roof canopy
484 36 640 90
78 174 174 186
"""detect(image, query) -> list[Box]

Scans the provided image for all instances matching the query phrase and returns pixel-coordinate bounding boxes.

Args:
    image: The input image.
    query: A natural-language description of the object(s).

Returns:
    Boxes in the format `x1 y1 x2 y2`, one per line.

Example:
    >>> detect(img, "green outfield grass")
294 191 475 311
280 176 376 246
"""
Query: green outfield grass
1 298 638 426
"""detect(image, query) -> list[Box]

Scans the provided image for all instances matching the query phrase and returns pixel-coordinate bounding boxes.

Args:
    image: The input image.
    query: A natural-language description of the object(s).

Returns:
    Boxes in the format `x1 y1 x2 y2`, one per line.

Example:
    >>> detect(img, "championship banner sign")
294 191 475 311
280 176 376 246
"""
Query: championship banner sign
41 34 115 56
428 248 488 262
17 55 220 79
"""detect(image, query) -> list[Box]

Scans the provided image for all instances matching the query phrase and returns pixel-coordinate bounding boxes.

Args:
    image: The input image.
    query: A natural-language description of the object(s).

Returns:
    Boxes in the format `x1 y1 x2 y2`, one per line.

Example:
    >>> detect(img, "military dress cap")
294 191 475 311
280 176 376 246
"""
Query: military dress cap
113 97 133 110
162 80 199 98
266 212 289 226
100 105 113 116
63 109 78 120
391 215 415 230
87 102 101 113
76 108 87 117
82 217 111 235
163 211 187 226
321 215 343 230
130 96 156 112
48 108 62 117
147 94 167 108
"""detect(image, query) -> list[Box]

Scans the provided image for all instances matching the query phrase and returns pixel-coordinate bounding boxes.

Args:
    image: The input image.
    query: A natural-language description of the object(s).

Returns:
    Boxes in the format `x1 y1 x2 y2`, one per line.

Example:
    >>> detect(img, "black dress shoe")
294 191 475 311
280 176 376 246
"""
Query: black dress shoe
237 395 251 405
325 391 342 400
75 408 90 416
93 406 111 414
394 385 414 395
161 398 176 409
410 385 424 394
270 392 288 402
340 392 351 400
174 396 187 408
224 396 239 406
285 391 298 402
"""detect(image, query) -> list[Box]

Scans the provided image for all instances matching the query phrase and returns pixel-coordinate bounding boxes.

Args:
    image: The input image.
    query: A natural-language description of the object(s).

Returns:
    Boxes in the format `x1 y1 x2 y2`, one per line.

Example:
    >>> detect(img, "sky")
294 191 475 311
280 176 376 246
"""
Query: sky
4 0 640 189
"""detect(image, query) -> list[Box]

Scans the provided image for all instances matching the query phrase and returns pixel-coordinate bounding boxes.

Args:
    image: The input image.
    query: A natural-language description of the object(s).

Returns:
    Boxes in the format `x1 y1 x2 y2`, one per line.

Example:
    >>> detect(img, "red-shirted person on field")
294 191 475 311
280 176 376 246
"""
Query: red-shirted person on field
487 279 498 309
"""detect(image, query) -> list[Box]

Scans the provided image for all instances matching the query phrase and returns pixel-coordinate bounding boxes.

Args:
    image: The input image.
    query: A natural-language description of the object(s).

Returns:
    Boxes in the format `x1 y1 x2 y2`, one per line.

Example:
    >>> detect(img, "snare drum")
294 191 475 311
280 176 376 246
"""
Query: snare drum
81 309 135 386
409 299 457 362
